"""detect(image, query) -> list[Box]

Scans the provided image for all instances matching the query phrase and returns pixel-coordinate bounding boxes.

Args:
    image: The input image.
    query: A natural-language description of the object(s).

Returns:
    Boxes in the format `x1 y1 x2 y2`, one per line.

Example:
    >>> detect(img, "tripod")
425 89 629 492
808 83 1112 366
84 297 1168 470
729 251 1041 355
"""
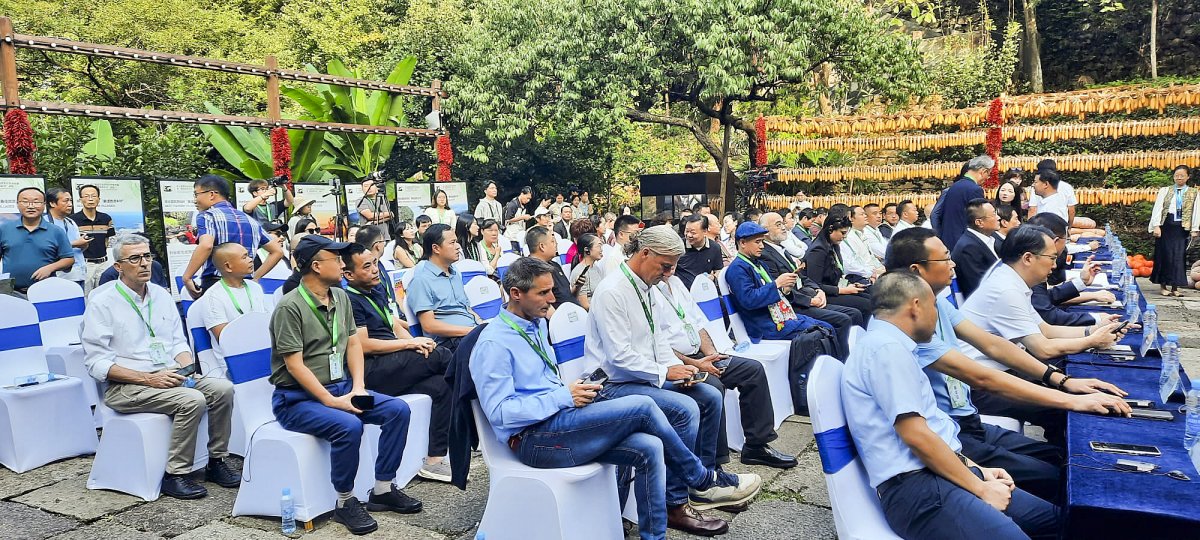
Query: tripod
327 177 351 242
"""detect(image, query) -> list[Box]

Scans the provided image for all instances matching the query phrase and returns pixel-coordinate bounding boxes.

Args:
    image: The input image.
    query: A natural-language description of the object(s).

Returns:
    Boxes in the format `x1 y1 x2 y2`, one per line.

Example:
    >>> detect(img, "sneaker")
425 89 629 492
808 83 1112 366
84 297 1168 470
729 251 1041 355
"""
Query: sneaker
417 458 452 483
689 470 762 511
160 473 207 500
366 483 423 514
204 457 242 488
332 497 378 535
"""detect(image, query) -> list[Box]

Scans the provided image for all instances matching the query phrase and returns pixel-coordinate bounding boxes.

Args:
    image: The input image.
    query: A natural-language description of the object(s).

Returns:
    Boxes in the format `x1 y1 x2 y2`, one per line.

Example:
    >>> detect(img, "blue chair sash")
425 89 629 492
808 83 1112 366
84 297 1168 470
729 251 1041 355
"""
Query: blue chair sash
497 266 510 280
460 271 486 284
814 424 859 474
190 327 213 353
697 297 724 322
225 348 272 384
473 298 502 320
260 278 285 294
552 335 585 364
0 323 44 351
33 297 85 321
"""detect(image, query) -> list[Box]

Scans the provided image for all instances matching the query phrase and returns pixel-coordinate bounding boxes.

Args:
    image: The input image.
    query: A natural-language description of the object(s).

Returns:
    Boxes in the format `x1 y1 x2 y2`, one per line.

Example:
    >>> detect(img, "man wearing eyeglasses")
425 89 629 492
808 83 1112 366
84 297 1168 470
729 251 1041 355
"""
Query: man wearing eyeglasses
180 175 285 299
0 187 74 296
69 184 116 293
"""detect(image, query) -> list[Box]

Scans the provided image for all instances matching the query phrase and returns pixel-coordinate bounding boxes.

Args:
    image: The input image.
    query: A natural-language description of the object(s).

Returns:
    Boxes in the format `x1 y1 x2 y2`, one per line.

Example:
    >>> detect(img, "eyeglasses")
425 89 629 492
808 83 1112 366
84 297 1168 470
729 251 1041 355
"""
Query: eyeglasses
118 253 155 265
17 200 44 207
916 257 953 264
1030 252 1058 260
305 228 319 233
193 190 216 198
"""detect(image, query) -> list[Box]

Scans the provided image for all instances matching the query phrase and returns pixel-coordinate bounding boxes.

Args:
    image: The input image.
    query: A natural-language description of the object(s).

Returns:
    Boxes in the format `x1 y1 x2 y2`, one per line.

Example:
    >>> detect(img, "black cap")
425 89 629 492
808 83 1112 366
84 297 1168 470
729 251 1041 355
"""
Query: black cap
262 221 286 233
293 235 352 269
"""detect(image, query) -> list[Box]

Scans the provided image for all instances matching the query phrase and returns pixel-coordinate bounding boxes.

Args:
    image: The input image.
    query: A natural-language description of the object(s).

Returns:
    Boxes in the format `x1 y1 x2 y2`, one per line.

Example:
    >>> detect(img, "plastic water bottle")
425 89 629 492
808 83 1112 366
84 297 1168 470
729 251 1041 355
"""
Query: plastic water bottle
281 488 296 534
1113 248 1126 284
1160 334 1181 404
1124 283 1140 324
1105 224 1113 246
1186 389 1200 451
1142 305 1158 347
475 532 487 540
734 341 750 353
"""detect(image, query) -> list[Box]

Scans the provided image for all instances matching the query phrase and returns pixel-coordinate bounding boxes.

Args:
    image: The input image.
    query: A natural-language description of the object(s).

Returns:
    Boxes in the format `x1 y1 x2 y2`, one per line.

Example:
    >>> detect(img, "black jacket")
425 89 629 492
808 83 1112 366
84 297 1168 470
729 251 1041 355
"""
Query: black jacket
803 238 868 295
1031 282 1093 326
446 323 488 490
950 231 999 299
758 243 820 307
553 221 570 242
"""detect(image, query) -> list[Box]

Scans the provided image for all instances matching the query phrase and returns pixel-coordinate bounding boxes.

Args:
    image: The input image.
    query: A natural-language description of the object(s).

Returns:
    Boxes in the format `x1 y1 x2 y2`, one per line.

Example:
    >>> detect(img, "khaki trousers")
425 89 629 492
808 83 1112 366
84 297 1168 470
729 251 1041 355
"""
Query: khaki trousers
84 260 112 294
104 377 235 474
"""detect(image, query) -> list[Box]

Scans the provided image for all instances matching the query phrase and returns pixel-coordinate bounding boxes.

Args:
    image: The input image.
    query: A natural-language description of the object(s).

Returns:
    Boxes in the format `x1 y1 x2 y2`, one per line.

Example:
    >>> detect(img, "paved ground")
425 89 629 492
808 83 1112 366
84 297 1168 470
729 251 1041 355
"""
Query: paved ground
2 278 1194 540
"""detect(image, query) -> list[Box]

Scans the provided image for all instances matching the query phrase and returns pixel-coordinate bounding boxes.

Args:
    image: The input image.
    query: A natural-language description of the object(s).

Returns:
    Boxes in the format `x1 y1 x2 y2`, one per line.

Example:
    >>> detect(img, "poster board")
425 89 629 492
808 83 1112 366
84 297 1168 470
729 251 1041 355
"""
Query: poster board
394 183 432 226
345 184 365 225
159 180 200 301
234 182 253 209
437 182 470 214
293 183 340 235
70 177 145 233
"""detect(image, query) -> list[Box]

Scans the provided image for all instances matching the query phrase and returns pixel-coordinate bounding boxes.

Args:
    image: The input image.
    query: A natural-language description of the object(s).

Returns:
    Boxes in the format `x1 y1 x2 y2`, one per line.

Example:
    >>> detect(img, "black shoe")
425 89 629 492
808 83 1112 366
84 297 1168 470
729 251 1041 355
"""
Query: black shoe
366 483 423 514
204 458 242 488
160 473 207 499
740 444 798 469
332 497 378 536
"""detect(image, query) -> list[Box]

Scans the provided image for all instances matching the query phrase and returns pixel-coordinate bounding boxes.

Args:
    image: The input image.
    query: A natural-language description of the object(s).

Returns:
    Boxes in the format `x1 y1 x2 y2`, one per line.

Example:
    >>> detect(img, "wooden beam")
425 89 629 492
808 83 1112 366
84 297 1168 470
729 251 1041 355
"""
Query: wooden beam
0 17 19 106
265 55 280 123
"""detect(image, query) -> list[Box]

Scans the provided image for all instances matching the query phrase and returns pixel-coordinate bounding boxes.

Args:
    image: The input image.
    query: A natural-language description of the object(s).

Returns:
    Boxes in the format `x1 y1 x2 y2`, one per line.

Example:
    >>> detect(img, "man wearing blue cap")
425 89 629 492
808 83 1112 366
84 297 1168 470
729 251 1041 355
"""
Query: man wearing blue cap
725 221 840 415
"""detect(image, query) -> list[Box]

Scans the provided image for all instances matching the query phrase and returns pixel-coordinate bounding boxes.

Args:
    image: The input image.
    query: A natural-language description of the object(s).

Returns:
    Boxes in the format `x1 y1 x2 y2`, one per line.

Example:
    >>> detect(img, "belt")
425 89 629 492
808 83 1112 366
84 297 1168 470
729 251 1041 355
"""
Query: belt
86 257 108 264
876 453 971 496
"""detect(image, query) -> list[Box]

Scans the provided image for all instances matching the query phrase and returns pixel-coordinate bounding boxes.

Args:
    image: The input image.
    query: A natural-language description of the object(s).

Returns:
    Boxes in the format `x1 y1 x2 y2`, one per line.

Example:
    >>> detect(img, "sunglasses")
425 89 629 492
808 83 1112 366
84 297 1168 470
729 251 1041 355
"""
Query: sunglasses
305 228 319 233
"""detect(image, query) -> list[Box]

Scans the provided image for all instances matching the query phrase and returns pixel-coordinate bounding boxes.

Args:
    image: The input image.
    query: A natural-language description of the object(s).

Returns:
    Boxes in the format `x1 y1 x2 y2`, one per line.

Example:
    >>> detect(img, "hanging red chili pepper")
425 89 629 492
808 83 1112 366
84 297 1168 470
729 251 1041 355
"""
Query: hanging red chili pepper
270 127 292 189
3 109 37 175
436 134 453 182
754 116 768 168
983 98 1004 188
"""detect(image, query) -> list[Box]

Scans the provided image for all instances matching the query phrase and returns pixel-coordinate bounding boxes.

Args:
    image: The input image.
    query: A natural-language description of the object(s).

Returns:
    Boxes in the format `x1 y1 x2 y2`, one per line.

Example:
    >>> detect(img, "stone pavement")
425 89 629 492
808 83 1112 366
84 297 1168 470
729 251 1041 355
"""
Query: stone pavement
1 277 1193 539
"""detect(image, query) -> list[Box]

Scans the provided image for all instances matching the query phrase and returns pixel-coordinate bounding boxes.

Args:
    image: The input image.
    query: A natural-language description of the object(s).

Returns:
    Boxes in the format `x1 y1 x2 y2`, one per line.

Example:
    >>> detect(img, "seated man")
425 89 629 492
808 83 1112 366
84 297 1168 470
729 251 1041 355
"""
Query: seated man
1025 213 1118 326
525 225 576 314
843 271 1061 539
995 203 1020 243
201 243 270 366
585 226 761 534
82 233 239 499
676 215 725 289
885 228 1129 501
473 257 753 540
652 271 798 469
958 225 1126 436
725 222 841 414
406 224 482 350
270 235 422 535
951 198 1001 299
341 243 455 483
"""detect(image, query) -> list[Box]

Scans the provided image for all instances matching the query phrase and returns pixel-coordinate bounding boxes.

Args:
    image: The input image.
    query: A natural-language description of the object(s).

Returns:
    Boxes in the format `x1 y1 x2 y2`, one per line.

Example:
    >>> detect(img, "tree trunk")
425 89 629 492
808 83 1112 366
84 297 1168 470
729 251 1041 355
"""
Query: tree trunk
1150 0 1158 79
624 108 725 164
1023 0 1044 93
815 63 833 115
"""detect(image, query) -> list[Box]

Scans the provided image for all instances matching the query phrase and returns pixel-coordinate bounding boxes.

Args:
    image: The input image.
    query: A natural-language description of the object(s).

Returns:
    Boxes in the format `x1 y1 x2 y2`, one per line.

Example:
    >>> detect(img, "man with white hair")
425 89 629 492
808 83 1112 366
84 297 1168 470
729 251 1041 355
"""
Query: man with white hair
933 155 993 251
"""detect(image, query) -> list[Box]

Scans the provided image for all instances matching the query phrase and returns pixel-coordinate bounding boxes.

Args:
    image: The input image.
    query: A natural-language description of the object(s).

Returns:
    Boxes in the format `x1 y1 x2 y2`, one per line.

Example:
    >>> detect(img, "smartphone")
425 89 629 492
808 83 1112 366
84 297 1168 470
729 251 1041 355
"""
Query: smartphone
1124 399 1154 409
579 367 609 386
351 394 376 411
689 372 709 384
175 364 197 377
1111 320 1131 334
1090 441 1162 457
1129 409 1175 421
713 358 731 370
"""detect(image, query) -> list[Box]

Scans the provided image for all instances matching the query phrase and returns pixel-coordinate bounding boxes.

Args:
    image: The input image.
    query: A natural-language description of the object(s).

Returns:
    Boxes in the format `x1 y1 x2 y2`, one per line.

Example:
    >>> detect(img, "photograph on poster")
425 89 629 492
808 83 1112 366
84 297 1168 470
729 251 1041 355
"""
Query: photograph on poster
0 175 46 224
70 177 145 233
159 180 200 300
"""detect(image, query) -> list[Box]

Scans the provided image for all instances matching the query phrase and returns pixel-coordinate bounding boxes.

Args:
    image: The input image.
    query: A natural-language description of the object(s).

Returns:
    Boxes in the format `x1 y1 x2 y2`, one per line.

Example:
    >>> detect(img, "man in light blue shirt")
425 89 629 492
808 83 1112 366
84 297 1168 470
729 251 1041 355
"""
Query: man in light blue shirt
471 257 753 540
842 271 1058 539
406 224 481 350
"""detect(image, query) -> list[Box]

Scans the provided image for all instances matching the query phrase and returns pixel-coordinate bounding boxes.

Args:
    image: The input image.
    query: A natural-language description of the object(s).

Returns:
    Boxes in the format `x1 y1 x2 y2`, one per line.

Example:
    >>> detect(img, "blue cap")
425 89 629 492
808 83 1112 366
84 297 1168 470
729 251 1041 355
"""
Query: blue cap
735 221 769 240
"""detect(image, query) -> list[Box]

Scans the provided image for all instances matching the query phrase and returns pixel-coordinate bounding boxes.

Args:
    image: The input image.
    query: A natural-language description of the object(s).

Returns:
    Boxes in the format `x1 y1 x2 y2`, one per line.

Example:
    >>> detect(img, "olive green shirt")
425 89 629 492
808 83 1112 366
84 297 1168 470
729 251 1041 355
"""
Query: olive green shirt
269 284 357 388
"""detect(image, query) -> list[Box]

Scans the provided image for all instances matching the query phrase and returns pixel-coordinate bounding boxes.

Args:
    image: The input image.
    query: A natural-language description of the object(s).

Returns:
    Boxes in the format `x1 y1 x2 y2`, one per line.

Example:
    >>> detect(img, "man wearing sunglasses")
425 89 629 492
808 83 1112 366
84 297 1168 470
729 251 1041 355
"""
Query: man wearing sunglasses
180 175 285 299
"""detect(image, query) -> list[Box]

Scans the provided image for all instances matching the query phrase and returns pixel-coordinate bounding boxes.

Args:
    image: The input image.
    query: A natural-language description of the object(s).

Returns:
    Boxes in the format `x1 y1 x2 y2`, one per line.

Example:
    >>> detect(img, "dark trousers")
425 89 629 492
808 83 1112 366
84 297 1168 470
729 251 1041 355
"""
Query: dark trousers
364 346 453 457
879 468 1060 540
696 355 777 463
956 413 1064 503
798 303 860 358
972 372 1067 447
272 380 411 493
826 292 872 323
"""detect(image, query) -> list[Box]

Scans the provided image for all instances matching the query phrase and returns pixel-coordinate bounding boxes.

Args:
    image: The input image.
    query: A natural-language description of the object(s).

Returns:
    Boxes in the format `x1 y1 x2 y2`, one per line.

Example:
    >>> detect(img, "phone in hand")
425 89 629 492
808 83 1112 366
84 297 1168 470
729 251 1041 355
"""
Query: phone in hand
1111 320 1131 334
579 368 609 386
689 371 709 384
174 364 197 377
351 394 376 411
712 357 731 370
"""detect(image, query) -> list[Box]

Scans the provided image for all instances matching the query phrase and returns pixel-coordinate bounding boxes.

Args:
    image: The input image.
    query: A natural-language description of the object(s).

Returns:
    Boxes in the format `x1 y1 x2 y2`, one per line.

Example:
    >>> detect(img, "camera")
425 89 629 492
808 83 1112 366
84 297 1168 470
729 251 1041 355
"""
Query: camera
267 175 289 188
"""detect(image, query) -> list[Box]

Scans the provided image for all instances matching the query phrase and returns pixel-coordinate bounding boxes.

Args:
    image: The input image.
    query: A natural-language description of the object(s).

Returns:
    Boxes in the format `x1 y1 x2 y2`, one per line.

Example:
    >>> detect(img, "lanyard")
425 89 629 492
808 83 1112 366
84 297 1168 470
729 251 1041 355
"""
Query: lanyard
298 285 339 349
737 254 774 285
220 279 253 315
1175 187 1187 213
656 283 687 322
498 311 557 376
832 248 845 273
263 200 273 221
115 283 155 338
620 263 655 334
345 285 391 323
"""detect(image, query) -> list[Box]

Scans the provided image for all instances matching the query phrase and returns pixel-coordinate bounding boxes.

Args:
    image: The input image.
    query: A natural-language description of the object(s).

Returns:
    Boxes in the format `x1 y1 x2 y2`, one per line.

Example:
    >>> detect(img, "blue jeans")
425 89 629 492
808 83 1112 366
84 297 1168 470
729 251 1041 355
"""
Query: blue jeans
879 467 1060 540
516 395 710 540
597 381 723 507
272 380 411 493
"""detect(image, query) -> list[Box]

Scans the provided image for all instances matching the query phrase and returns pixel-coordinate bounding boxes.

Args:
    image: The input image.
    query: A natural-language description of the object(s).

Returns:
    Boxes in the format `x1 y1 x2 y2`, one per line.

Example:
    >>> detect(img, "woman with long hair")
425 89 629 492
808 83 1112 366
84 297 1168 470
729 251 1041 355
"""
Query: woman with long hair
455 213 480 261
721 211 741 253
424 189 457 226
568 233 605 310
476 219 504 275
802 211 871 322
1149 165 1200 296
994 171 1025 211
392 221 419 269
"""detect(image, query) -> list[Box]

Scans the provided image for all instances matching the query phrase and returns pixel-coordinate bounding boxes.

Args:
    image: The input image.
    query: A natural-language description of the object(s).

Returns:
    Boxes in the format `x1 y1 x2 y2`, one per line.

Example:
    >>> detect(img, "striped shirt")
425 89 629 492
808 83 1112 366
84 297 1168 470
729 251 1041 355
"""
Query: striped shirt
196 200 269 279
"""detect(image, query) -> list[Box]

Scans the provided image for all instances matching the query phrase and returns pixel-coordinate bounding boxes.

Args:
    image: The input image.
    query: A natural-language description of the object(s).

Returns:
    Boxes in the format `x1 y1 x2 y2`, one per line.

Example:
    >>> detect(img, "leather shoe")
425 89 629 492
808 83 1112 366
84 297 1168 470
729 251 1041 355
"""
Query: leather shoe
205 458 242 488
160 474 207 500
667 503 728 536
740 444 798 469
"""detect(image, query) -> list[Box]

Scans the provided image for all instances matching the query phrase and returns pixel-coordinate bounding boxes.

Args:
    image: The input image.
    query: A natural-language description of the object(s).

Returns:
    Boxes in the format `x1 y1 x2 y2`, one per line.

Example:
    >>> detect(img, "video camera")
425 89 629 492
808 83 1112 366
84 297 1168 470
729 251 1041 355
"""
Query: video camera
267 175 289 188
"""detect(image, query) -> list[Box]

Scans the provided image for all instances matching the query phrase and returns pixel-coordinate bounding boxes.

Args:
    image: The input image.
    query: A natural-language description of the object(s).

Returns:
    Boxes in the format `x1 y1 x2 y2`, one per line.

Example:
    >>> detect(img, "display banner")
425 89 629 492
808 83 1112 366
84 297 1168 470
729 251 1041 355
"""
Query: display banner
234 182 253 210
345 184 365 225
394 183 432 225
159 180 200 301
0 175 46 219
70 177 145 233
293 183 340 235
436 182 470 214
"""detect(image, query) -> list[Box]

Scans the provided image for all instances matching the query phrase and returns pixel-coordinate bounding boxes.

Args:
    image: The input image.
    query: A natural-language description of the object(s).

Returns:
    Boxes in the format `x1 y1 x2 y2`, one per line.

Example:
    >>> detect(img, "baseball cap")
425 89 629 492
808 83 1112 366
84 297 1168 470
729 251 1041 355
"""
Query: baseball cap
262 221 286 233
534 206 550 217
293 235 352 269
735 221 769 240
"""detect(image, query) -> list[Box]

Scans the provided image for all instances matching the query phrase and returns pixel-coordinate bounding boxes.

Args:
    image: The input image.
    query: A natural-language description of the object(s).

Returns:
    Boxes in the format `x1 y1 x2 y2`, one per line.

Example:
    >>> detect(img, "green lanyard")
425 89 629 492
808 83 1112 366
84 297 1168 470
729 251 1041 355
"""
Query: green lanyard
737 254 774 285
298 285 339 350
656 283 687 322
498 311 557 376
115 283 155 338
619 263 655 334
345 285 391 324
263 201 273 221
832 248 845 274
220 279 253 315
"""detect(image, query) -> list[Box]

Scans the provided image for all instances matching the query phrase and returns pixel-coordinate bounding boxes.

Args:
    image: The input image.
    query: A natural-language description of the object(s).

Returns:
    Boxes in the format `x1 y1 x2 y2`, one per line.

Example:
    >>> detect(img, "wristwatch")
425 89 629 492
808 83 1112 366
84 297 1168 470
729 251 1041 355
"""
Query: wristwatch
1041 364 1063 387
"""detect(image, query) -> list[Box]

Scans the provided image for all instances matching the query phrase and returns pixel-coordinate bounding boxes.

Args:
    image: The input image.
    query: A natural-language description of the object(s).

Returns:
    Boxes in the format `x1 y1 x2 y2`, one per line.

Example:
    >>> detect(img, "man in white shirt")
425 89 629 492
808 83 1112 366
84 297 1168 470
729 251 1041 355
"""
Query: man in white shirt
892 199 919 235
1028 161 1076 225
842 205 884 280
862 203 888 259
586 226 761 532
82 234 239 500
1030 170 1069 222
201 242 269 365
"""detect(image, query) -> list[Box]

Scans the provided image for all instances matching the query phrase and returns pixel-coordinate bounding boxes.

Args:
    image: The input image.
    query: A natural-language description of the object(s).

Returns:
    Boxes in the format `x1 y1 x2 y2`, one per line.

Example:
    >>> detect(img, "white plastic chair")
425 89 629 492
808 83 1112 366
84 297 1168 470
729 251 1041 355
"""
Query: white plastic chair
30 278 98 410
465 276 503 320
0 295 98 472
980 415 1023 434
710 270 795 424
548 302 589 384
88 397 211 501
454 259 488 285
471 401 624 540
496 252 521 281
807 356 901 540
258 263 292 296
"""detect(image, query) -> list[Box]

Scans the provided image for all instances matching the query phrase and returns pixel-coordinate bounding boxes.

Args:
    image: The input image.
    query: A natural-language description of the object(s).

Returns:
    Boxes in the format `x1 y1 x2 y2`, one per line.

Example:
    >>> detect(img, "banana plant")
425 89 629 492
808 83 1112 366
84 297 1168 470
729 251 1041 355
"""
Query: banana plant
198 104 333 184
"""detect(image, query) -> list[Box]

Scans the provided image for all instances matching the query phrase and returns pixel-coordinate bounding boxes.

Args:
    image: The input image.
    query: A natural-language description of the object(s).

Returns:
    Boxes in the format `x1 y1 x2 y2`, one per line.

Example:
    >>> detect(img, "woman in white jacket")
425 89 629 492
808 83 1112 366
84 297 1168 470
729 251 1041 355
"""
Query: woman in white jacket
1148 165 1200 296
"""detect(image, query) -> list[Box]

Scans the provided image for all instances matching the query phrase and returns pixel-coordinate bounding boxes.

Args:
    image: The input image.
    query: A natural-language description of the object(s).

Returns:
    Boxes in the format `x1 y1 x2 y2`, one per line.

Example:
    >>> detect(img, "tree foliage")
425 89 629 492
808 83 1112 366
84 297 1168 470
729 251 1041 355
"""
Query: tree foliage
925 21 1023 107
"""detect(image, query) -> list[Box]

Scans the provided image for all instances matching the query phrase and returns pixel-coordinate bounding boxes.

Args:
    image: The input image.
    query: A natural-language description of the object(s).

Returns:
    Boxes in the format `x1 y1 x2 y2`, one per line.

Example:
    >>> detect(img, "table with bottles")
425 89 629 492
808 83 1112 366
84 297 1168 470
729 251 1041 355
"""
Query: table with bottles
1061 229 1200 538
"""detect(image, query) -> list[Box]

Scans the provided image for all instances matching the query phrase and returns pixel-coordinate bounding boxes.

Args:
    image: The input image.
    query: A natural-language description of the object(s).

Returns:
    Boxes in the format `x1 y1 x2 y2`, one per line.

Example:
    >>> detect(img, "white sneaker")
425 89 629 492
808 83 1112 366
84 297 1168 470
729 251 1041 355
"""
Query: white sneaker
688 472 762 510
417 458 452 483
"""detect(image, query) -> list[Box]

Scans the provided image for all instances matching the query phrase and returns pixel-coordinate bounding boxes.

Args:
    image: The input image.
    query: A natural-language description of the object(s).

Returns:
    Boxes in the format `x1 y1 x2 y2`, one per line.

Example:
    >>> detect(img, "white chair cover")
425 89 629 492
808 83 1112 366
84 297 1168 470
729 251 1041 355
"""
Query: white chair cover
465 276 503 321
258 263 292 297
87 398 210 501
547 302 589 384
185 296 225 381
711 270 795 426
454 259 488 285
496 252 521 281
31 277 98 410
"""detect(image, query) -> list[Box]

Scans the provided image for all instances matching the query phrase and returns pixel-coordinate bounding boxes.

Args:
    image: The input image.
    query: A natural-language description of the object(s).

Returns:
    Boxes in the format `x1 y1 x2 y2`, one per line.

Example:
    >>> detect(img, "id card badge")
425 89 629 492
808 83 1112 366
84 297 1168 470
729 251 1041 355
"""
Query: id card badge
148 340 169 366
329 352 344 380
945 375 970 410
838 277 850 288
684 323 701 348
389 302 401 324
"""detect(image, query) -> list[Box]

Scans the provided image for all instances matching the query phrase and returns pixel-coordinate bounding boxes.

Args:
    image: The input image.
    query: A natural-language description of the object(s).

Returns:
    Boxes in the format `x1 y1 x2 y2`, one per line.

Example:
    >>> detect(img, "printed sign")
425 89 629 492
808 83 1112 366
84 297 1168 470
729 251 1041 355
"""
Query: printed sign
70 177 145 233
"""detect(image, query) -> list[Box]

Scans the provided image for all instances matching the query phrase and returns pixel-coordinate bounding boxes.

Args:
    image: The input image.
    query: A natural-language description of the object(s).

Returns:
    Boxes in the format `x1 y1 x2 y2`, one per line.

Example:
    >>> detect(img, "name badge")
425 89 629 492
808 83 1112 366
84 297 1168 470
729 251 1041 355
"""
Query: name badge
684 323 701 348
945 375 970 410
329 351 344 380
838 277 850 289
149 340 169 366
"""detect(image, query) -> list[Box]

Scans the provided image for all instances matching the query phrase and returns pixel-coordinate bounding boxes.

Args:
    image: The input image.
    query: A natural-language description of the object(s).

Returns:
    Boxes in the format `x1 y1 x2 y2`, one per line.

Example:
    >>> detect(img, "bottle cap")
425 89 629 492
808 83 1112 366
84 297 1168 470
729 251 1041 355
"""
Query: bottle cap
282 487 291 496
1168 334 1179 342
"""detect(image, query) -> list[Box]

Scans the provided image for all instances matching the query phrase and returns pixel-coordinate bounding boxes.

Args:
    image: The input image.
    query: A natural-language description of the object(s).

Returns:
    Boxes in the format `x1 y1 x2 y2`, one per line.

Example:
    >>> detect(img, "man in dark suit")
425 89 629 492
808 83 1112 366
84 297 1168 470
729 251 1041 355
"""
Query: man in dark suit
932 155 993 251
879 203 898 239
950 198 1001 299
552 205 574 242
1024 213 1119 326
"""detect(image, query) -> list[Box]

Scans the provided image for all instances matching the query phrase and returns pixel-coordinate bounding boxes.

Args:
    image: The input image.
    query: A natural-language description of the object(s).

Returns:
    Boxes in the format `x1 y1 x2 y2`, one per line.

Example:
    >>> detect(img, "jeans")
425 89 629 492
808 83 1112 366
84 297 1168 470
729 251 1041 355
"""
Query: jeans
597 381 723 507
879 467 1060 540
272 380 411 493
516 396 710 540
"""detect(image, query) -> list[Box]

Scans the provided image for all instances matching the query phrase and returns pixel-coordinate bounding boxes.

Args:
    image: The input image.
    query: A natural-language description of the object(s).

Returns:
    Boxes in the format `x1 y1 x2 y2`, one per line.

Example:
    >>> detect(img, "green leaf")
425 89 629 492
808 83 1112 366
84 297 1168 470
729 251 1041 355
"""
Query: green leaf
81 120 115 160
281 86 328 120
198 124 258 177
238 159 275 179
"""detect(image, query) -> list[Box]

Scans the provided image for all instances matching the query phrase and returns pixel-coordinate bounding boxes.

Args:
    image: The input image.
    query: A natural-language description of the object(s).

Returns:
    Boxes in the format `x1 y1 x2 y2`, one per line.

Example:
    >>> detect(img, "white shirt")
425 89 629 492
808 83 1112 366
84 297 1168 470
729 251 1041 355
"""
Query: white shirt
967 228 998 258
202 279 268 359
863 225 887 260
45 214 86 281
585 263 680 387
423 207 457 227
589 243 627 289
781 233 807 260
82 281 192 381
650 276 709 356
1029 180 1077 208
473 198 503 224
956 264 1042 371
893 220 915 234
1034 192 1069 222
844 228 883 275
